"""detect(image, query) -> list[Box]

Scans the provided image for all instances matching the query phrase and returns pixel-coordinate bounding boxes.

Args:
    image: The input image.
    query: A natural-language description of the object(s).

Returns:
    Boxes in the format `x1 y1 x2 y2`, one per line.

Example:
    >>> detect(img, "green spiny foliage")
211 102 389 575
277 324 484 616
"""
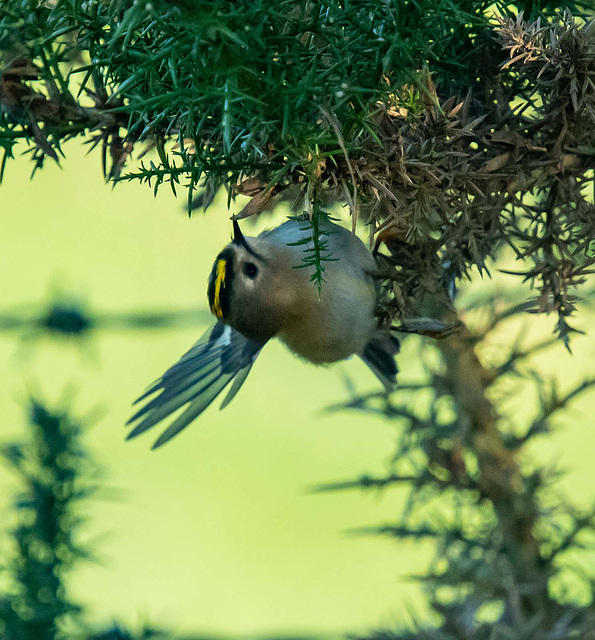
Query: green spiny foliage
1 2 594 338
288 208 339 294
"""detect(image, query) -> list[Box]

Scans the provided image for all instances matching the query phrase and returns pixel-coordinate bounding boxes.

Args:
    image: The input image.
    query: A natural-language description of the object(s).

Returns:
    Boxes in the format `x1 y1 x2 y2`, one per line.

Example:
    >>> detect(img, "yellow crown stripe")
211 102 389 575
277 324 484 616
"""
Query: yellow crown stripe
211 258 227 319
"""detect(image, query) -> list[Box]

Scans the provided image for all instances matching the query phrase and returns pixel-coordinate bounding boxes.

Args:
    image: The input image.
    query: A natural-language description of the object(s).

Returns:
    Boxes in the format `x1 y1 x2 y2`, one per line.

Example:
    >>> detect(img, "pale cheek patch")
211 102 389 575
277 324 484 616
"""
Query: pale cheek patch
243 277 257 290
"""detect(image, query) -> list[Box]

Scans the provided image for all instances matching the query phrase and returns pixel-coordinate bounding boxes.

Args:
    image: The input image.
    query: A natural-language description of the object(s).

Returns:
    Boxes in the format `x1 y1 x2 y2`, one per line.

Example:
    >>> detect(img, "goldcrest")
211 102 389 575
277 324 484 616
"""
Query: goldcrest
128 217 398 448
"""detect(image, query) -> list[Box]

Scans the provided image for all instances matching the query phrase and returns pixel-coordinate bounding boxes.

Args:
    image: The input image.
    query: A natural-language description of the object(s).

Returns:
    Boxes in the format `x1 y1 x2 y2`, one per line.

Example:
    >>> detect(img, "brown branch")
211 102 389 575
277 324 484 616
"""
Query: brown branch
436 304 549 616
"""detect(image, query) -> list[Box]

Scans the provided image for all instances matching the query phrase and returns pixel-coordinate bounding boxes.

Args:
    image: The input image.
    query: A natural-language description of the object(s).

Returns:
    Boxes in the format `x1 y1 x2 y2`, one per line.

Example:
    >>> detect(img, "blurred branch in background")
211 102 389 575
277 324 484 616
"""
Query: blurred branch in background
318 290 595 639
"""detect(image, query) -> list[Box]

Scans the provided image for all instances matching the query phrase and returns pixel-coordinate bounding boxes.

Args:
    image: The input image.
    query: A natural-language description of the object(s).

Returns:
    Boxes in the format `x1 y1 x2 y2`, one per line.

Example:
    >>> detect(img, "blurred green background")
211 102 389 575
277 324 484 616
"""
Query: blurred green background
1 143 594 637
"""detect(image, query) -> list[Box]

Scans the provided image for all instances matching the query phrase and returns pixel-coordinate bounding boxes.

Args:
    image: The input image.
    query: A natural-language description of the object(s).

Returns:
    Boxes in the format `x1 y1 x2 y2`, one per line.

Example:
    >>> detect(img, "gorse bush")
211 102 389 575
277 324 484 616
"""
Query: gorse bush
1 0 595 638
1 1 594 333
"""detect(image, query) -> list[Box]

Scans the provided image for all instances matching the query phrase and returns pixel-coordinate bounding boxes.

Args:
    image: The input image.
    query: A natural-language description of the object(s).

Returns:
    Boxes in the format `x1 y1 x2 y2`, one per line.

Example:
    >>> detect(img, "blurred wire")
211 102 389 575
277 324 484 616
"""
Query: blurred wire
0 297 213 339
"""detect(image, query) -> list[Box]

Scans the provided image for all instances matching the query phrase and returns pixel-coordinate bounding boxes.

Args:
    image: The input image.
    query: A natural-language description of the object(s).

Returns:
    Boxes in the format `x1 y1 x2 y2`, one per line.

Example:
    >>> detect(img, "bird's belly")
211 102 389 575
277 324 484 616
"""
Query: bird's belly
278 307 377 364
280 336 364 364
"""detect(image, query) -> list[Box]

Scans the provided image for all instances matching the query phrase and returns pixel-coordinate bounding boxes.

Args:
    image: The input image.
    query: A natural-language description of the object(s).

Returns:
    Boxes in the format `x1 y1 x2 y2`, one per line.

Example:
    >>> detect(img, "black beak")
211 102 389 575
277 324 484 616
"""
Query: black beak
232 219 247 247
231 219 265 260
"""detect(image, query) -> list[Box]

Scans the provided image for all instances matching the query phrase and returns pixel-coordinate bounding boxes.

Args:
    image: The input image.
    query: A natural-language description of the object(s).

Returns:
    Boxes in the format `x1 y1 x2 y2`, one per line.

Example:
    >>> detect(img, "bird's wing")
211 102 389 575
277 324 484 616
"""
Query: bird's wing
127 322 264 448
359 333 400 391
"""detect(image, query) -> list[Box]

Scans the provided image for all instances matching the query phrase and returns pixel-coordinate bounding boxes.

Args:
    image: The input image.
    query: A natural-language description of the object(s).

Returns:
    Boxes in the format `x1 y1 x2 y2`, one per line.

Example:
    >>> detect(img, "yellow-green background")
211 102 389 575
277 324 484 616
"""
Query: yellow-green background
1 144 594 637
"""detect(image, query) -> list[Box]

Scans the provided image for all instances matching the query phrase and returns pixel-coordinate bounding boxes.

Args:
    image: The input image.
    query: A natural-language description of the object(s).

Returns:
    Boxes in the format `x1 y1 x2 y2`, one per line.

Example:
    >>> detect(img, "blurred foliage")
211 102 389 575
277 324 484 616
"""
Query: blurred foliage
0 399 325 639
0 399 96 640
1 1 595 639
319 288 595 639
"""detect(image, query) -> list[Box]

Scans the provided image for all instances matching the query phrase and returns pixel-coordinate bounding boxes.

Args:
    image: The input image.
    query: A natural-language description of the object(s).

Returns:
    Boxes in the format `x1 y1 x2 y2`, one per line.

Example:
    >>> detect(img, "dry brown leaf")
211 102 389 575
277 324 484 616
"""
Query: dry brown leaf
232 188 275 220
482 152 511 173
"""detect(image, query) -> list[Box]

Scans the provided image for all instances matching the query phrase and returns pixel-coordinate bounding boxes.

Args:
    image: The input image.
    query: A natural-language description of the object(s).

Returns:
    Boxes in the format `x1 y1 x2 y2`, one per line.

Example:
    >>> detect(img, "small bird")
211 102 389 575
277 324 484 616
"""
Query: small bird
127 216 399 448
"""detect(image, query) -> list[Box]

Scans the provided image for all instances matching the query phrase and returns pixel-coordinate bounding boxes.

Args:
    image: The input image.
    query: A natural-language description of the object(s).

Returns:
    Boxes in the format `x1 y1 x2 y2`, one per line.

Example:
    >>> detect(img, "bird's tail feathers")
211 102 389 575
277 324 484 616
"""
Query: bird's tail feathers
360 333 400 391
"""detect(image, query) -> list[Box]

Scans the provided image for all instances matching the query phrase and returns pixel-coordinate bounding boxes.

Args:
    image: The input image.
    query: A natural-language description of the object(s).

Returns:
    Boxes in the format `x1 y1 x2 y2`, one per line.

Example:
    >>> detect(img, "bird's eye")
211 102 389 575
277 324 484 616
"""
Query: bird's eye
243 262 258 279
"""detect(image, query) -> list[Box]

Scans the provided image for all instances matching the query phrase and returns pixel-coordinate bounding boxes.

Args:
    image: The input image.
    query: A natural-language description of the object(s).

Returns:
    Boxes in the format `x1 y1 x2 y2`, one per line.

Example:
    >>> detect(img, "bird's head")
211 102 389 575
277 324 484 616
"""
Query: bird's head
207 220 298 343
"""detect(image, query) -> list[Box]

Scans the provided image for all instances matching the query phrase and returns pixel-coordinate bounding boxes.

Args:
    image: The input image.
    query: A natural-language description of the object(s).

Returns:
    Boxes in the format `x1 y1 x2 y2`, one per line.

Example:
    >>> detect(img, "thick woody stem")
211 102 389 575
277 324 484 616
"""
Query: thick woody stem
437 306 547 614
